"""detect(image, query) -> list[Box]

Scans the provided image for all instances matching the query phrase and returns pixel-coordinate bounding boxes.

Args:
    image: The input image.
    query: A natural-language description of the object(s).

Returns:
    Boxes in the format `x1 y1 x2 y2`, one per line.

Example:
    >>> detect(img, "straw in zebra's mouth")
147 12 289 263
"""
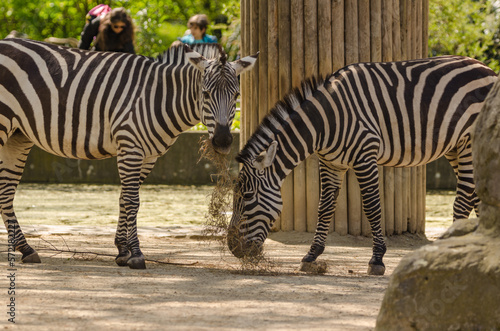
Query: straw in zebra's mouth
199 137 236 244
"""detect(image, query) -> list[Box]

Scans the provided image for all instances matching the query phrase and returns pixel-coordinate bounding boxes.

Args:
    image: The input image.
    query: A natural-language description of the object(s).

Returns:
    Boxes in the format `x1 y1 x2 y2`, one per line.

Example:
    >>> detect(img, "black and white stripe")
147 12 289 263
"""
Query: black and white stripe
228 56 497 275
0 38 257 268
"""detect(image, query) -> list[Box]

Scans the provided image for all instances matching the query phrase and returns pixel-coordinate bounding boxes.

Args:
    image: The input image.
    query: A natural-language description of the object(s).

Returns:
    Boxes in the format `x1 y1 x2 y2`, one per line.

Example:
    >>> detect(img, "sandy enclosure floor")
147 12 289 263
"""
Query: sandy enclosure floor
0 184 456 330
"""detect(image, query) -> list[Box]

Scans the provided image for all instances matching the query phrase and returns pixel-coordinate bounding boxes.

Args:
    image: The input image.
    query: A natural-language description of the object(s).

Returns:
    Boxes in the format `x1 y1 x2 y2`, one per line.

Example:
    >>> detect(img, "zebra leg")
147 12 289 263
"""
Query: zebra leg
116 152 157 269
0 131 40 263
353 158 386 275
114 157 157 266
302 161 347 263
114 192 130 266
446 136 478 220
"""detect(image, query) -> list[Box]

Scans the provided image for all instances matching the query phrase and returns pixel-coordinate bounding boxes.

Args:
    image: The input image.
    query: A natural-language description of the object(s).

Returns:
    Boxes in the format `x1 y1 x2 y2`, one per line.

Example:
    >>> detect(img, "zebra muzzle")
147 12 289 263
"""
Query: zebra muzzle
227 226 263 258
211 124 233 155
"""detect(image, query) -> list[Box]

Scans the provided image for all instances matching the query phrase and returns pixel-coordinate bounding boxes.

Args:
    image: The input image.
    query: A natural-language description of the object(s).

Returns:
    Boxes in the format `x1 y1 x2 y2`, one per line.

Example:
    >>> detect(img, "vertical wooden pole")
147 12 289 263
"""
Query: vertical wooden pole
250 1 260 134
278 0 294 232
419 163 426 233
392 0 403 235
318 0 332 76
416 0 422 59
258 0 268 123
332 0 345 71
371 0 385 236
410 0 417 59
422 0 429 57
399 0 409 233
316 0 332 233
402 168 409 232
332 0 348 236
358 0 371 62
382 0 394 235
381 0 393 61
304 0 320 233
416 0 426 236
420 0 429 235
400 0 408 61
409 167 417 233
291 0 307 232
240 0 248 149
384 168 395 235
267 0 280 230
359 0 371 237
345 0 362 237
394 168 403 234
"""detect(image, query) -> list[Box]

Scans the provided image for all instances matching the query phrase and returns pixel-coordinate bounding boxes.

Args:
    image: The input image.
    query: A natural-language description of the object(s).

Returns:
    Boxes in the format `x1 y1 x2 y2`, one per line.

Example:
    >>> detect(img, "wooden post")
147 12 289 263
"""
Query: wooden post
240 0 248 149
332 0 348 235
345 0 363 237
250 1 259 133
317 0 332 232
258 0 268 123
278 0 294 232
304 0 320 233
381 0 394 235
291 0 307 232
267 0 280 230
359 0 371 237
370 0 385 236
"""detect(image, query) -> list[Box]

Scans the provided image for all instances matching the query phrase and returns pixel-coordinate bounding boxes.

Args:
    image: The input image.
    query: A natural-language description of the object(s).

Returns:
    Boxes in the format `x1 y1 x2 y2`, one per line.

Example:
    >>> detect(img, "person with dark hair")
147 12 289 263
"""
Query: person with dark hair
180 14 217 45
79 7 135 54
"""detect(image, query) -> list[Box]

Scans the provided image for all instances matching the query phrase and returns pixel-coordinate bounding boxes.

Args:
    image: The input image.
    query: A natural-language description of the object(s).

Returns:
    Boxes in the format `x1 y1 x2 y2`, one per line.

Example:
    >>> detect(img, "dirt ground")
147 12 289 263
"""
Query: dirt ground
0 184 456 330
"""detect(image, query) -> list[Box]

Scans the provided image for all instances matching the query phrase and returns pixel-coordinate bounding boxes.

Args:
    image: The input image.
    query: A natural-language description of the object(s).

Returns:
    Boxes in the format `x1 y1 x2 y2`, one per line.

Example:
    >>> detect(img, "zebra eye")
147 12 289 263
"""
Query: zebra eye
243 191 254 201
202 89 210 99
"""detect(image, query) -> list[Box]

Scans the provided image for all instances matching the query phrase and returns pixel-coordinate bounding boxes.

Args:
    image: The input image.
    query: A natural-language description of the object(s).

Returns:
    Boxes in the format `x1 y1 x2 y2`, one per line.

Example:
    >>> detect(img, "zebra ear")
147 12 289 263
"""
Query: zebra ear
184 44 208 71
254 141 277 171
230 52 259 76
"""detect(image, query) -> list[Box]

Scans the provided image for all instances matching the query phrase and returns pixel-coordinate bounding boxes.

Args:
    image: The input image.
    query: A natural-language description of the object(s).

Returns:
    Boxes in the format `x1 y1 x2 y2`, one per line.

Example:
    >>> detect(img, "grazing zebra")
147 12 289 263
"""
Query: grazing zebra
228 56 497 275
0 38 257 269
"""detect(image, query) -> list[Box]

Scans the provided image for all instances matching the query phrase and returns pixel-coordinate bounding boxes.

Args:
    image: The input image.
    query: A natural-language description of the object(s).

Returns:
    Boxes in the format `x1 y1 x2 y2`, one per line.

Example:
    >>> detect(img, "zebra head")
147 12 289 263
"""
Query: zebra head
185 44 258 154
228 141 282 258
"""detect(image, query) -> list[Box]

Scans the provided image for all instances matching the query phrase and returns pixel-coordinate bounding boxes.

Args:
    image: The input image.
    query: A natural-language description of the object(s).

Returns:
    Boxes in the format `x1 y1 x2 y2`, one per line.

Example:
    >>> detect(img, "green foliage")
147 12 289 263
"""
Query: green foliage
429 0 500 72
0 0 240 57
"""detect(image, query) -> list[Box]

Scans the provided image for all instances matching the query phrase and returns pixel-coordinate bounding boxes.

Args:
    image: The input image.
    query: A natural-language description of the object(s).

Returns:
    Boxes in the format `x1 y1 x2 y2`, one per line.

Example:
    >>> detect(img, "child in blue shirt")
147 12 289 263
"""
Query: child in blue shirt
180 14 217 44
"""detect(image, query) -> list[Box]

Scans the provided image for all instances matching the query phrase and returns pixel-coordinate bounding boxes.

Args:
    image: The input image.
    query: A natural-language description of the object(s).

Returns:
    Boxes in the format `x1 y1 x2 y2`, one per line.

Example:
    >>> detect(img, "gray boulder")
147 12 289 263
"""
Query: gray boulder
376 77 500 330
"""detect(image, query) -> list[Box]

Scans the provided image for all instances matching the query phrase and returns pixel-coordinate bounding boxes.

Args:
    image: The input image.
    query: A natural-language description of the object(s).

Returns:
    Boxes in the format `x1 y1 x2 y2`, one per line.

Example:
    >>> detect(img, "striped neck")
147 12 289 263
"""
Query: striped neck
240 77 329 181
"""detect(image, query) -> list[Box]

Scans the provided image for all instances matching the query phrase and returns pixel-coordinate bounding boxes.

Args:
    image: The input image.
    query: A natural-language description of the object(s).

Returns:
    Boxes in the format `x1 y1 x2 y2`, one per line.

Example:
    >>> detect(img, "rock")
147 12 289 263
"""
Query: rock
438 218 479 239
299 261 328 274
375 234 500 330
376 77 500 330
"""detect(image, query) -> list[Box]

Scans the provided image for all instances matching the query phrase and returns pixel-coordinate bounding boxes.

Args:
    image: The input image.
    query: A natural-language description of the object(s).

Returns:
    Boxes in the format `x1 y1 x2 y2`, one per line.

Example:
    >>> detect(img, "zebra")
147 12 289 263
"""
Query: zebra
0 38 258 269
228 56 497 275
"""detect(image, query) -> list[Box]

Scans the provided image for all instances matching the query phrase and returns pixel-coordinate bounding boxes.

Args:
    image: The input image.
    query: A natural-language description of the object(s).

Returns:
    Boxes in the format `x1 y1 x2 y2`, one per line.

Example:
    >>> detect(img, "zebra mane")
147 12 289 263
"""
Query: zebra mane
156 43 227 65
237 76 325 162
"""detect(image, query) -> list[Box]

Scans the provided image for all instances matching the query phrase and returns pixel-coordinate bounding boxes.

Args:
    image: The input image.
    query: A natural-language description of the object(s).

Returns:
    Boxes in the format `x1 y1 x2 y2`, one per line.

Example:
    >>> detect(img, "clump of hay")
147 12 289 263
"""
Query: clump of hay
199 138 235 245
238 249 282 275
198 138 283 274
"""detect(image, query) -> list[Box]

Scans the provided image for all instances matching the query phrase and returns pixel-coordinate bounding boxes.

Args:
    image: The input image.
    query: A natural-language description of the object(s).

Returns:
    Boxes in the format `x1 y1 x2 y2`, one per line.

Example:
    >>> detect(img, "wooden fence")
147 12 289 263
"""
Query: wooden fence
240 0 429 236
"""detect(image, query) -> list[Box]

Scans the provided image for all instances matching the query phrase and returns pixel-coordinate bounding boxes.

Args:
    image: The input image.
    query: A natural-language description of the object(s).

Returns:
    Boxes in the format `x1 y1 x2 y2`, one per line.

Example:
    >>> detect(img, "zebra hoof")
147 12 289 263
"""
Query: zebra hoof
22 252 41 263
115 252 131 267
367 264 385 276
299 261 328 274
127 256 146 269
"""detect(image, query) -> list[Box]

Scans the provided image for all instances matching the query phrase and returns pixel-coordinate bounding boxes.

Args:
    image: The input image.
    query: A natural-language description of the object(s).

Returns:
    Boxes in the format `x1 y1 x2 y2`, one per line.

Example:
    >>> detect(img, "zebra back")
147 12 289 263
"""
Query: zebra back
156 43 226 65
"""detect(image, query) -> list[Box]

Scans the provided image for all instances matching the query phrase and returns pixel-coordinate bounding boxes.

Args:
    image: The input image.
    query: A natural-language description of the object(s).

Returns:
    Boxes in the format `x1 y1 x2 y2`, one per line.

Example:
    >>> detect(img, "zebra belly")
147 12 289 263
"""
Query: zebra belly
16 123 118 161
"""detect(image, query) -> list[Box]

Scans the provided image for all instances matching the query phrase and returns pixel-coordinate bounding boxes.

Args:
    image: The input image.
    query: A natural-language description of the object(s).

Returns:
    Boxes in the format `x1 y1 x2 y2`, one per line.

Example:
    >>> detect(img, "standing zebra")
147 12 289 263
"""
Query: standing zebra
0 38 257 269
228 56 497 275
